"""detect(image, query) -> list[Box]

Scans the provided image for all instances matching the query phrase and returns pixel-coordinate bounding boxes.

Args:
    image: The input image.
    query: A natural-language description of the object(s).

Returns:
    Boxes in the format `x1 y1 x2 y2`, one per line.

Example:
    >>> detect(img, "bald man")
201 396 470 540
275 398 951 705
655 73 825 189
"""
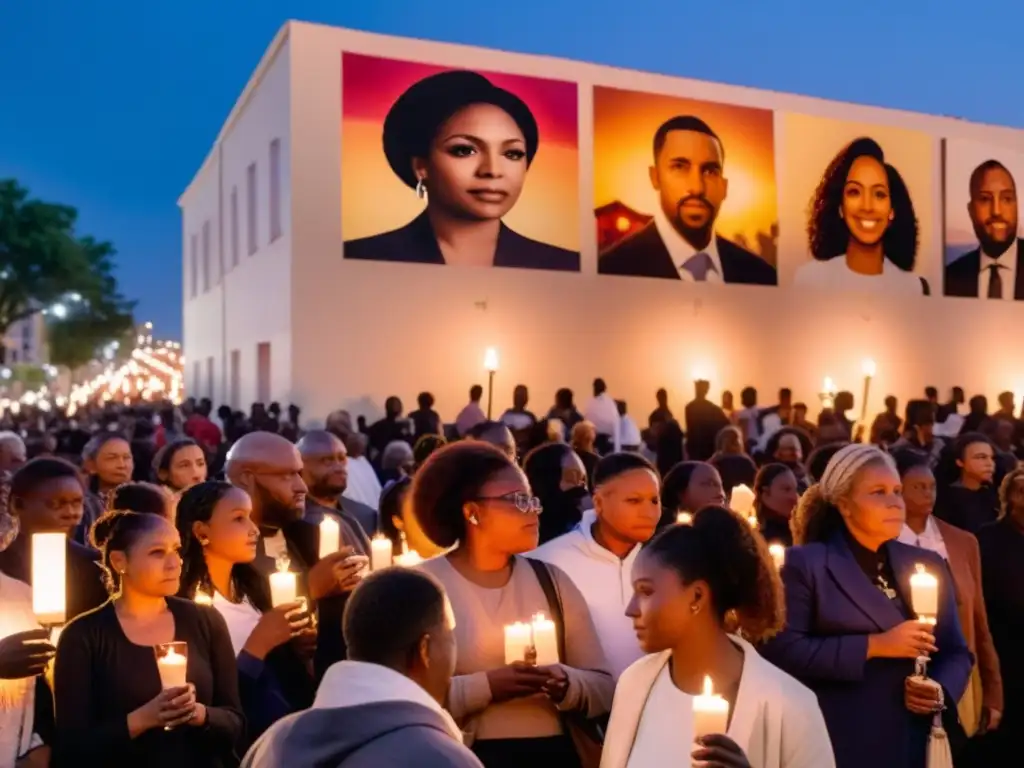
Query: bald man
297 430 378 538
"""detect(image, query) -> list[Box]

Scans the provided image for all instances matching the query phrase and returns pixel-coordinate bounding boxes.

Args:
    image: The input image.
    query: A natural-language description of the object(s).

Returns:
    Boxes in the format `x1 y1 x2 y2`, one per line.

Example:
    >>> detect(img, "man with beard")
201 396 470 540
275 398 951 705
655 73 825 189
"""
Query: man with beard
946 159 1023 299
227 432 365 679
598 115 777 284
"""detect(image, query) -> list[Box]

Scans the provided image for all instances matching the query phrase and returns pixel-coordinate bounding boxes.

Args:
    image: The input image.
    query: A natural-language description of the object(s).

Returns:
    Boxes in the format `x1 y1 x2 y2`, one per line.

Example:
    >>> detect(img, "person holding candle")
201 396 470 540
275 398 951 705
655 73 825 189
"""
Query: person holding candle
603 505 834 768
0 458 108 623
761 444 972 768
659 461 726 530
754 464 801 548
530 453 661 679
152 438 209 496
412 441 613 768
53 510 243 767
175 481 317 743
893 451 1003 751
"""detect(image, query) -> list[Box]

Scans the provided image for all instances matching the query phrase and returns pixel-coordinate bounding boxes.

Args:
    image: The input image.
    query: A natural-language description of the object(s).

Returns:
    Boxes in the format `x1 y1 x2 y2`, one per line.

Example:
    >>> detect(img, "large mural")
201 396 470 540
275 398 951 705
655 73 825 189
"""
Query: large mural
340 52 580 272
338 49 1019 300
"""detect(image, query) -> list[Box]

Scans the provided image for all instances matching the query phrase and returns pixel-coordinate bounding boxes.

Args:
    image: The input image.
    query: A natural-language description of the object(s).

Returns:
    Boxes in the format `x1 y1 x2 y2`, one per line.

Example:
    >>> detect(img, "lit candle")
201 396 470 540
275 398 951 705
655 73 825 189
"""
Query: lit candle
769 543 786 570
504 622 532 664
370 534 393 571
269 555 297 607
156 644 188 689
318 516 340 560
531 613 559 666
909 564 939 624
193 588 213 606
692 675 730 742
32 533 66 626
676 511 693 525
729 484 755 517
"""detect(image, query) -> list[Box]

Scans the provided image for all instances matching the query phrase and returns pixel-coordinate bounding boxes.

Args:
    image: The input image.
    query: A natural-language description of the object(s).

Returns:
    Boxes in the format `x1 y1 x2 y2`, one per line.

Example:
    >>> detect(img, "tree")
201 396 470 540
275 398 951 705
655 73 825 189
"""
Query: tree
0 179 136 366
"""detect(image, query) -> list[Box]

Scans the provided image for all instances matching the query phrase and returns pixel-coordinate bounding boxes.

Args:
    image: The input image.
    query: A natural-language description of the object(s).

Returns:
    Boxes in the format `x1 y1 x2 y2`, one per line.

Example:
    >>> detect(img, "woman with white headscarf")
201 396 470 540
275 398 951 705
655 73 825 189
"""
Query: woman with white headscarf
760 444 972 768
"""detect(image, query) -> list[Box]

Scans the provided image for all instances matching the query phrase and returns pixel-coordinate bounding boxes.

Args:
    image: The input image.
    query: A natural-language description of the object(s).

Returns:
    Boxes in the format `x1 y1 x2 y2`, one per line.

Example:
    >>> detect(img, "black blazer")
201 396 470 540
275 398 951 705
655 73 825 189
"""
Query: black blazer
344 210 579 272
944 239 1024 299
598 222 777 285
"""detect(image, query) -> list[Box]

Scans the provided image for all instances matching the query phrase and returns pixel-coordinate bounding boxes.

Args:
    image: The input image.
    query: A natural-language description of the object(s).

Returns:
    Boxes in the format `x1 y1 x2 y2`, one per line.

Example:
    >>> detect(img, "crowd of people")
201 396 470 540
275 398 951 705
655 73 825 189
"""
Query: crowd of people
0 375 1021 767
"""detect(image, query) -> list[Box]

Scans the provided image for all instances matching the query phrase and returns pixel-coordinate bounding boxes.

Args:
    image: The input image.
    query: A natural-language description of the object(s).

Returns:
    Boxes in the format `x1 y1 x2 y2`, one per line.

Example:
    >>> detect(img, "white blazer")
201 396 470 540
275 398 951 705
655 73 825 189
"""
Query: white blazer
601 636 835 768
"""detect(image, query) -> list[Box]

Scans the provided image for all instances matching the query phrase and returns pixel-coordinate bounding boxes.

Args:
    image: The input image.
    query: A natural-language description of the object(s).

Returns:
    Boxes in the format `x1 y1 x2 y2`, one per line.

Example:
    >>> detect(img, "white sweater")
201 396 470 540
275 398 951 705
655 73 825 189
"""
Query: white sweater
529 511 642 679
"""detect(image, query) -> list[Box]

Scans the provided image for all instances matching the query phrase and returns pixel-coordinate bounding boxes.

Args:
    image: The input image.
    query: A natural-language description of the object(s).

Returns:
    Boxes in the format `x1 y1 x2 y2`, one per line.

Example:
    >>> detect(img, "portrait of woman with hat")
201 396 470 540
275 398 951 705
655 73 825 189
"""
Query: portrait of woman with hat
344 69 580 272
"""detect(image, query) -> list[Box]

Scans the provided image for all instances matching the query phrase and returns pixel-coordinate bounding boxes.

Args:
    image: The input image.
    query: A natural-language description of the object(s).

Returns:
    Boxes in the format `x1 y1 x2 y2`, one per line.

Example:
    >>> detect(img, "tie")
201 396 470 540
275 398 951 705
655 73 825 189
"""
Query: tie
682 252 714 281
988 263 1005 299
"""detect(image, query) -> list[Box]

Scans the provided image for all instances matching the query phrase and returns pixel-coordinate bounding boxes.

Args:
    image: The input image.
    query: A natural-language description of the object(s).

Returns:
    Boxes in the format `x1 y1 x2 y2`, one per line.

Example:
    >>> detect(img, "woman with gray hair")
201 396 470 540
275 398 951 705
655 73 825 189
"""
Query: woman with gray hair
761 444 972 768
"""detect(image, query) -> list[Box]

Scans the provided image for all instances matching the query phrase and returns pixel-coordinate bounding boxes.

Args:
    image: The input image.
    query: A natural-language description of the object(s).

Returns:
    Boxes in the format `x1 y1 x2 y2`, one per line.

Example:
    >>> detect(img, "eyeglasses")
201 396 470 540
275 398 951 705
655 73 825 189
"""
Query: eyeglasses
475 492 543 515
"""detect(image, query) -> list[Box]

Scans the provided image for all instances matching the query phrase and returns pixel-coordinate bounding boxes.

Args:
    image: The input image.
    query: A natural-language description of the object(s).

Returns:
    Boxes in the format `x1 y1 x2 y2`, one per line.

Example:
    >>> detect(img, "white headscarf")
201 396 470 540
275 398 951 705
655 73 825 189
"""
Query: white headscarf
819 444 894 503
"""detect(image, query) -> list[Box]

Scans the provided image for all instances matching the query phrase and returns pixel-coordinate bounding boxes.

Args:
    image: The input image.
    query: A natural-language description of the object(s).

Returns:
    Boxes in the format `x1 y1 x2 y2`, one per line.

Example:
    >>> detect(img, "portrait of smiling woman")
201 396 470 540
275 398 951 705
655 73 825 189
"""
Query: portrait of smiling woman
792 136 928 295
343 67 580 272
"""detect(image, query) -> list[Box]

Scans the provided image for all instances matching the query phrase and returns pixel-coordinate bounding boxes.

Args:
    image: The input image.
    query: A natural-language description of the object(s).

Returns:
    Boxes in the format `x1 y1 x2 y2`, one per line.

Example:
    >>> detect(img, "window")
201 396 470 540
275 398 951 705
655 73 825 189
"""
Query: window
189 234 198 298
256 342 271 403
269 138 282 242
206 356 215 400
247 163 258 255
201 220 211 292
230 186 239 268
230 349 241 407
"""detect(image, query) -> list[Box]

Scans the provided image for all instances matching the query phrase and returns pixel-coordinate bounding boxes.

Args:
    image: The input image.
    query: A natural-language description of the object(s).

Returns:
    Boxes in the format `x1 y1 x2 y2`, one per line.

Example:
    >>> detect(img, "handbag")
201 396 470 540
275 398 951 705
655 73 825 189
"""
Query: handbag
526 558 606 768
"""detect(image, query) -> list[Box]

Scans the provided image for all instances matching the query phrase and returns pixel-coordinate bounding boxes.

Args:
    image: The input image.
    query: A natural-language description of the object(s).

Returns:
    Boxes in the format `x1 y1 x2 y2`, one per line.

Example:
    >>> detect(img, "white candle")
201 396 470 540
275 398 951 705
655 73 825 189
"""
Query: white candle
504 622 532 664
32 533 66 626
769 543 786 570
156 646 188 689
269 557 298 607
910 563 939 624
318 516 340 560
531 613 559 666
692 675 730 741
729 484 756 516
370 534 393 571
676 511 693 525
193 588 213 606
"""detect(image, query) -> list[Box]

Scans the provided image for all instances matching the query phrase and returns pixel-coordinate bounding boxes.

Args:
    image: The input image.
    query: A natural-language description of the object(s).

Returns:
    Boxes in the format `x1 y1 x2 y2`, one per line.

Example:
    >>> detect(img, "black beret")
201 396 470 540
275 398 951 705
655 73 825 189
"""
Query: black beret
382 69 540 189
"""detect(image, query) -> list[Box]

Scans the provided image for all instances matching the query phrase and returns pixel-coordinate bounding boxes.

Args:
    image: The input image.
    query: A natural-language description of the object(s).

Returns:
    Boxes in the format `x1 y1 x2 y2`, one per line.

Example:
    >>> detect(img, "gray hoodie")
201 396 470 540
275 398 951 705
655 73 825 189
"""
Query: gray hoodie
241 661 482 768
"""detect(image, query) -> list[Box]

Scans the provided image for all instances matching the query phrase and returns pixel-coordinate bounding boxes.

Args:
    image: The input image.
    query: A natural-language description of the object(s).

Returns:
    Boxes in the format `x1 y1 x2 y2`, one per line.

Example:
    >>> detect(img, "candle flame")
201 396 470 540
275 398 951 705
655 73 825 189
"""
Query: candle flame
915 563 926 574
702 675 714 696
676 511 693 525
862 359 877 377
274 553 291 573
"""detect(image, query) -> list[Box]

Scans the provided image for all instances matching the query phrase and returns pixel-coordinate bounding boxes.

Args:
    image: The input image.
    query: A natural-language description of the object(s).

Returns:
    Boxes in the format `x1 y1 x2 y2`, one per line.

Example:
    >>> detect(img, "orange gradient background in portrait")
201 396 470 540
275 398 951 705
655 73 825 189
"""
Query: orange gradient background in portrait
777 113 936 285
341 52 579 251
593 87 777 262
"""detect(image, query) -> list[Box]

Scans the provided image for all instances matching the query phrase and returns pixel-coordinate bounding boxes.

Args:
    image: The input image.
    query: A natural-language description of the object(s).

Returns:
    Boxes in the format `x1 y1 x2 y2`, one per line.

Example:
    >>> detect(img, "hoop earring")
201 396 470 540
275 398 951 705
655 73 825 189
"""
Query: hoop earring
415 178 427 201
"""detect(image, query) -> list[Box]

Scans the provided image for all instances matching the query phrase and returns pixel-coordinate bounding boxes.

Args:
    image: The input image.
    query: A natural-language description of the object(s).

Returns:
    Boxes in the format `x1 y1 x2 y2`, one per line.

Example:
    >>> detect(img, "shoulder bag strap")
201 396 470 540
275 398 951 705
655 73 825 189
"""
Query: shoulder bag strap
525 558 566 664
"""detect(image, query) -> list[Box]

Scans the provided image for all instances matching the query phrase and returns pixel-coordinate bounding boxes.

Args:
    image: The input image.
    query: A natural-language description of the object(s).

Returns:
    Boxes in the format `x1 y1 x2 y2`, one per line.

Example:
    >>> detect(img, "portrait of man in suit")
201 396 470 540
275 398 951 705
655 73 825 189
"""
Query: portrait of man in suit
945 159 1023 300
598 116 777 285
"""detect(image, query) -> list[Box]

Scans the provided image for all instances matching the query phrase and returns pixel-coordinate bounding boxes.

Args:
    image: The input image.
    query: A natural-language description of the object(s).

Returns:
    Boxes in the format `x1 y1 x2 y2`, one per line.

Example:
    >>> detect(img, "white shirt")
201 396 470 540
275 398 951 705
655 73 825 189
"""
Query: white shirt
652 205 723 283
898 516 949 562
343 456 383 510
529 510 643 678
977 240 1019 300
211 591 263 657
625 664 694 768
792 254 925 295
618 415 642 448
584 392 621 443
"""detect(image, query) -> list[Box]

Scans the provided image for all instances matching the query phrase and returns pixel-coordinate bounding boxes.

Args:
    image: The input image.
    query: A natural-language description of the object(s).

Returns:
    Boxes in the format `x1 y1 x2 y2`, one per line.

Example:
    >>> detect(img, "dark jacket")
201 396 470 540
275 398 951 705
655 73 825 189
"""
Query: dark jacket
944 239 1024 299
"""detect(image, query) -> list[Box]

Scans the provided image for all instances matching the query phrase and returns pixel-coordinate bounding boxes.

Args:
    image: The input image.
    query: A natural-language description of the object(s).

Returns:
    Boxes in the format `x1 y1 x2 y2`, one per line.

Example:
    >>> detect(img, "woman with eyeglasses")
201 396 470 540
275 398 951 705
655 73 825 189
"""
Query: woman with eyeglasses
413 442 613 768
523 442 592 545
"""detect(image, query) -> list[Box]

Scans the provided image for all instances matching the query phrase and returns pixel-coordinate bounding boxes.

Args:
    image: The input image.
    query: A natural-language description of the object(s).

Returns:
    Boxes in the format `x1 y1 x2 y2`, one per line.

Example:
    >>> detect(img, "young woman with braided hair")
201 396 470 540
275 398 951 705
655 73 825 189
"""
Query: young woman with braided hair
761 444 972 768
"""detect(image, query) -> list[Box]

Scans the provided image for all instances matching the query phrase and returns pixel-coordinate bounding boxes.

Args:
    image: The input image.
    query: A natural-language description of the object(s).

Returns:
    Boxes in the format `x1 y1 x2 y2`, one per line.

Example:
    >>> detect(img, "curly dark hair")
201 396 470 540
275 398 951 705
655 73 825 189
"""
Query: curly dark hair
90 510 167 594
409 441 517 548
644 504 785 643
807 137 919 271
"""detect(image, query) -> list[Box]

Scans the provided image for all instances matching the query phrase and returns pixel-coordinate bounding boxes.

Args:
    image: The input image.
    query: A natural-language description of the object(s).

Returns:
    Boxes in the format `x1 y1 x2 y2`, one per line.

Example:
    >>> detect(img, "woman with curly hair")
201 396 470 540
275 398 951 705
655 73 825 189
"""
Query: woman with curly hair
793 137 928 295
761 444 971 768
602 504 833 768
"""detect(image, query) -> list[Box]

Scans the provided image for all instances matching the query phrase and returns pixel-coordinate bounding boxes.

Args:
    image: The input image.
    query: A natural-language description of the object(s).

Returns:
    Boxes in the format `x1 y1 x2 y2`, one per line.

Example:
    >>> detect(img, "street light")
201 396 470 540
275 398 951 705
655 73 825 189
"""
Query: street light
484 348 499 419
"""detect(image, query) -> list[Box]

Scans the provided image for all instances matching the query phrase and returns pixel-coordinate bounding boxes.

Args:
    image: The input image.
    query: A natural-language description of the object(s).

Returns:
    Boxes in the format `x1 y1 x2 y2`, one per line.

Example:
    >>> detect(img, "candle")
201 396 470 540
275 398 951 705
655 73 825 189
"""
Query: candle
769 543 786 569
370 534 393 571
318 516 340 560
676 511 693 525
504 622 532 664
910 563 939 624
531 613 559 666
692 675 730 742
193 588 213 606
155 643 188 689
729 484 755 517
269 555 298 607
32 533 66 626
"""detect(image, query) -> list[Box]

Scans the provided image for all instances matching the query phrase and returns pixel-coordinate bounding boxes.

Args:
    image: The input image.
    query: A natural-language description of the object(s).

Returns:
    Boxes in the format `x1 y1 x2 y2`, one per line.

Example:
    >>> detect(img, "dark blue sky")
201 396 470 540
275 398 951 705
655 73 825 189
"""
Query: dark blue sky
2 1 1021 339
